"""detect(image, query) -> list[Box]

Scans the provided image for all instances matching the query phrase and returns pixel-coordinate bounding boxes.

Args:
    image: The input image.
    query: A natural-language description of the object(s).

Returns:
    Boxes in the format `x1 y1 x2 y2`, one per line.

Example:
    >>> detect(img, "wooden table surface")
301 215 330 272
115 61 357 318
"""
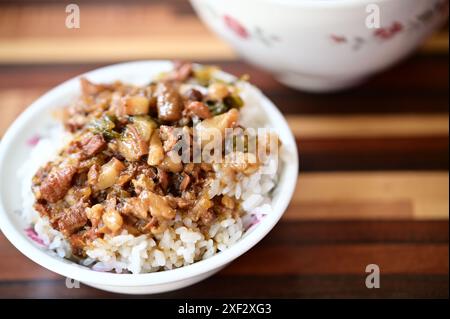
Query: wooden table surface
0 1 448 298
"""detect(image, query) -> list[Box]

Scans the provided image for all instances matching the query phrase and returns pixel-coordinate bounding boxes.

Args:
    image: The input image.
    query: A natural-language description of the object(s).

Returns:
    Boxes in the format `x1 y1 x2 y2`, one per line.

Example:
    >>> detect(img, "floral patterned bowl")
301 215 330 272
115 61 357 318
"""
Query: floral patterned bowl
190 0 448 92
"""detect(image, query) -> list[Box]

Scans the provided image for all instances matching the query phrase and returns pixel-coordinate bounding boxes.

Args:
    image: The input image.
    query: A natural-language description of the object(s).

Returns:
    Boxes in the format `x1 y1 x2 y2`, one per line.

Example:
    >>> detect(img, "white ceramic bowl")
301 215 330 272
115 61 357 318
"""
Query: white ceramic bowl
191 0 448 92
0 61 298 294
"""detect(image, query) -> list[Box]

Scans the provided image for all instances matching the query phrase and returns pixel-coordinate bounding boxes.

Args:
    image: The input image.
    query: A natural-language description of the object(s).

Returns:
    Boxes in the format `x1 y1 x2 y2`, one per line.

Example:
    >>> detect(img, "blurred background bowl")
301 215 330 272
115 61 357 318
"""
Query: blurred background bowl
191 0 449 92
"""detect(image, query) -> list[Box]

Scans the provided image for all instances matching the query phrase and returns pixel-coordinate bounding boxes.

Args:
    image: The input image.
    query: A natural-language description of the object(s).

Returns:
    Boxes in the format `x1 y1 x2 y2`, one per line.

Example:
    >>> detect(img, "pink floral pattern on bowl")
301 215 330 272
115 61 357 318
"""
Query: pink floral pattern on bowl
374 22 404 40
329 0 448 51
216 10 279 46
224 15 249 39
26 134 41 147
25 227 46 247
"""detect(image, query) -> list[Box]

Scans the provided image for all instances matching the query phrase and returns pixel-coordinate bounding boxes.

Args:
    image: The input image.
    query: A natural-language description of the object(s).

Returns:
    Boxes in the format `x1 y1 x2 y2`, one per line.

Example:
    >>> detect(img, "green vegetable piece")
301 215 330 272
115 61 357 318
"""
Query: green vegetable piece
88 115 120 140
224 94 244 109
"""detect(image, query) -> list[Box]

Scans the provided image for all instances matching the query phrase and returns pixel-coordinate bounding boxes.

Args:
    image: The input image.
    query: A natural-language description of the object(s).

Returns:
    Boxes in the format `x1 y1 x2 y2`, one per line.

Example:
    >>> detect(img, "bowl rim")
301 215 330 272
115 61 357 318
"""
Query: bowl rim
0 60 298 287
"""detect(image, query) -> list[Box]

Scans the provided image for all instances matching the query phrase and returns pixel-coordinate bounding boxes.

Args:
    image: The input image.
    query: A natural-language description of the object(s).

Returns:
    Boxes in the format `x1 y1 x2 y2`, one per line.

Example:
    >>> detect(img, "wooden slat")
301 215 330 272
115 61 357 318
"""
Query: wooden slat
222 244 449 275
0 37 236 63
421 32 450 53
0 275 447 298
289 114 449 138
286 172 449 220
265 220 450 244
299 136 449 171
288 200 414 220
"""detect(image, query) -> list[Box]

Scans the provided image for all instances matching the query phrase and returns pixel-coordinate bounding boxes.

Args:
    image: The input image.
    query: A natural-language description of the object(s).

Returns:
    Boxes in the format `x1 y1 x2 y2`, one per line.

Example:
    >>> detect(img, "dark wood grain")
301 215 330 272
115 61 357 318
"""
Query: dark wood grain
262 220 450 244
0 275 448 299
299 136 449 171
